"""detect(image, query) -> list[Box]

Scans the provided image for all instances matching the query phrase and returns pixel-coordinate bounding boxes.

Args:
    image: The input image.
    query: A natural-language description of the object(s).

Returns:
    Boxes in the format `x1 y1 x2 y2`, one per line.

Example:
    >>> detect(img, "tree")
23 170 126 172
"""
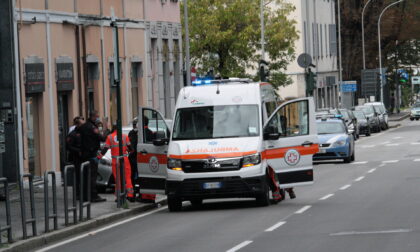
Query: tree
182 0 298 88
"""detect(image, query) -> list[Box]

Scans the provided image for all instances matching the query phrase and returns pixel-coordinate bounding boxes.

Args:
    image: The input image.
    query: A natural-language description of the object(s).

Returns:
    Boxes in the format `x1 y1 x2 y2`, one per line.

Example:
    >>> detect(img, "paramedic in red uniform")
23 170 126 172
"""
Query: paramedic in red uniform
98 125 135 202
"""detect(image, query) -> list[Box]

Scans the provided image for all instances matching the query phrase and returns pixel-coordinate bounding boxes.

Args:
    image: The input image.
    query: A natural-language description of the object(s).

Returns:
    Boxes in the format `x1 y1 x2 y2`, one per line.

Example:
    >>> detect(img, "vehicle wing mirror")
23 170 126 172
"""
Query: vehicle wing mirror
153 131 169 146
263 126 280 141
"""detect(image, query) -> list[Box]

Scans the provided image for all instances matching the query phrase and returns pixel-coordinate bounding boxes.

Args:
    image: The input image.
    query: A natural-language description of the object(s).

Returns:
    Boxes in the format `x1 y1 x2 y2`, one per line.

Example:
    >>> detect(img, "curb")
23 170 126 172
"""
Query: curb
388 123 401 129
1 199 167 252
388 113 410 122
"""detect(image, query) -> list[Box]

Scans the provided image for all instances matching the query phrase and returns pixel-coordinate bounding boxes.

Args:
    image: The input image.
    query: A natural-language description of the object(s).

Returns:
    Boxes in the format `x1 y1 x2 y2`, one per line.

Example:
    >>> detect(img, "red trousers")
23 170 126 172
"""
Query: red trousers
112 156 134 198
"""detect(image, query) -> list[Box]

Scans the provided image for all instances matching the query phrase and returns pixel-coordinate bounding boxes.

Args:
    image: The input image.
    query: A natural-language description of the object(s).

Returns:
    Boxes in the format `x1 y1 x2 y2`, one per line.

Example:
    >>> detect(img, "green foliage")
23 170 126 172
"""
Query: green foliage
182 0 299 88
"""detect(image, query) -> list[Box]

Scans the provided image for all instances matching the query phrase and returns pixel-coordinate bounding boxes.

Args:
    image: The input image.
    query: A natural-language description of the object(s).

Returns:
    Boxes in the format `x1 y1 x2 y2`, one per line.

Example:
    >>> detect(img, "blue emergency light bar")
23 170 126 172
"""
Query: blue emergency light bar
192 78 252 86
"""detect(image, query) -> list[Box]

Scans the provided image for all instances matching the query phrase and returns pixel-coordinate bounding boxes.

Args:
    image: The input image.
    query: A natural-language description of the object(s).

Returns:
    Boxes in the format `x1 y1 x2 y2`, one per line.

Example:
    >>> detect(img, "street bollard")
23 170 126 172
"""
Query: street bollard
79 161 91 221
64 165 77 226
0 177 12 243
19 174 37 239
116 156 127 208
44 171 58 232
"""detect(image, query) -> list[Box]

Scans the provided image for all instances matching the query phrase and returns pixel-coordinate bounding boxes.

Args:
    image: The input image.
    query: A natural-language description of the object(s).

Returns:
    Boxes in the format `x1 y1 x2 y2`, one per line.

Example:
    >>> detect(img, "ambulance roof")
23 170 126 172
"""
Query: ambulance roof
176 82 271 108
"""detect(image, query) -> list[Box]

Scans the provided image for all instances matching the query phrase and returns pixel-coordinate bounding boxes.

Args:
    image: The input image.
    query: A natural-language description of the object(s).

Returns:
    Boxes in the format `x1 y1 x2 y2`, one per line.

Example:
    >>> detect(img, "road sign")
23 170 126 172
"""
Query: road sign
412 76 420 85
341 81 357 92
191 67 197 82
297 53 312 68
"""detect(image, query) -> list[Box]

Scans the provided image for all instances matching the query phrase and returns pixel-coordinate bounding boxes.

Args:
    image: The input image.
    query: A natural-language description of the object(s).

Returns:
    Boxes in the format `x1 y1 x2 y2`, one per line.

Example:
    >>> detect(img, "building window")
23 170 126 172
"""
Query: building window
329 24 337 56
320 24 323 58
303 21 307 53
131 62 143 119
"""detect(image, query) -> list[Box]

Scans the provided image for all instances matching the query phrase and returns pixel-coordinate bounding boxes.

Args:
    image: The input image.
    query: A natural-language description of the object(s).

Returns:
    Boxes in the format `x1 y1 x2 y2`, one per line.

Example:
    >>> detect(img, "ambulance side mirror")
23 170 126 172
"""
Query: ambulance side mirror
263 126 280 141
153 131 169 146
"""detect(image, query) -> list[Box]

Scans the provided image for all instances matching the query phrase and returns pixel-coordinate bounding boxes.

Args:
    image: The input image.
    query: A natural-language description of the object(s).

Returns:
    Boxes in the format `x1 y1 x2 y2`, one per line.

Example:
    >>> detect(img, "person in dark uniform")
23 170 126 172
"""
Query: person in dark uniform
66 116 84 199
128 119 139 198
79 111 106 203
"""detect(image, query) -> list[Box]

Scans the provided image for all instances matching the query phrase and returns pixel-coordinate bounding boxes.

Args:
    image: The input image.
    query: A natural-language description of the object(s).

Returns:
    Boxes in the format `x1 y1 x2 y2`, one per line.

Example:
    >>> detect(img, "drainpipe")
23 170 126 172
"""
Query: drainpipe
75 25 83 116
12 0 24 177
81 26 89 116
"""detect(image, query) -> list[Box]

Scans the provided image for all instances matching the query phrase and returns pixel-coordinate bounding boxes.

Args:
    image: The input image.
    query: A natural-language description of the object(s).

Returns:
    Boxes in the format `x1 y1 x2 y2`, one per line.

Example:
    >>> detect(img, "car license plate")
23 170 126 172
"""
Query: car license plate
203 182 222 189
318 148 327 153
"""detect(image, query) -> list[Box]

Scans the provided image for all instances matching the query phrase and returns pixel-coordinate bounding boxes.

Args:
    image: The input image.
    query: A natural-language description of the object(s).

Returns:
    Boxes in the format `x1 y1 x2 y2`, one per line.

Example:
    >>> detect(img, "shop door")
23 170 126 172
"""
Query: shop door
57 93 69 171
26 96 41 177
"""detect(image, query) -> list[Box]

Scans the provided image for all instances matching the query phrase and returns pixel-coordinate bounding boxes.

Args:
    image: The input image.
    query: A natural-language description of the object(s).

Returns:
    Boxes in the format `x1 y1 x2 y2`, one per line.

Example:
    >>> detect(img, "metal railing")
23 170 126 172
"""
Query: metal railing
44 171 58 232
19 174 37 239
64 165 78 226
116 156 126 208
0 177 12 243
79 161 91 221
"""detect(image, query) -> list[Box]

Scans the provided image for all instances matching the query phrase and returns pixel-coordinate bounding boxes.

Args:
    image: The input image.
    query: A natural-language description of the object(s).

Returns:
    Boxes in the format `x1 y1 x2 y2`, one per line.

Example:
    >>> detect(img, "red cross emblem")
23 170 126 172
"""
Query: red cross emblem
285 149 300 166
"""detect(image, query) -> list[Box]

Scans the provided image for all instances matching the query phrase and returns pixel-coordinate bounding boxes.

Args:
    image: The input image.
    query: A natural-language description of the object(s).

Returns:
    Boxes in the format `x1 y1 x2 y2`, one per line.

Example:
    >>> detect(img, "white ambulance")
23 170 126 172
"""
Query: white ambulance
137 79 319 211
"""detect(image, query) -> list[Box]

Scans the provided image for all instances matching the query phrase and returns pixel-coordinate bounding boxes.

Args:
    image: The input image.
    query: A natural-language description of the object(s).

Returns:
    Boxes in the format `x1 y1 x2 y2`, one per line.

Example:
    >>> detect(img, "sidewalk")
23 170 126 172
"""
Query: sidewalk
0 183 164 251
388 109 410 121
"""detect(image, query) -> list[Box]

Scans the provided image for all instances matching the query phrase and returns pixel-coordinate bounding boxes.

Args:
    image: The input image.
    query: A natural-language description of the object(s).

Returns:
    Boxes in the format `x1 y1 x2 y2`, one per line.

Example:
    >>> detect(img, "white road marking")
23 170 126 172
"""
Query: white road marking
393 136 403 139
330 229 412 236
410 142 420 145
351 161 368 165
414 159 420 162
265 221 286 232
295 205 312 214
36 206 168 252
367 168 376 173
340 184 351 190
319 194 334 200
382 160 399 163
385 143 400 147
354 176 365 182
361 145 375 148
381 141 390 145
379 164 386 167
227 241 253 252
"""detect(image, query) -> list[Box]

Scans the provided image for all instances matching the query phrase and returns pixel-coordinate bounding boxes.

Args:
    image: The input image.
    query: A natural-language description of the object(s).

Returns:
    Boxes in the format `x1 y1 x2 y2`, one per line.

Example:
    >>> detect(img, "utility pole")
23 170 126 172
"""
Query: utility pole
378 0 404 103
337 0 343 107
184 0 191 86
361 0 374 70
260 0 265 61
111 8 125 207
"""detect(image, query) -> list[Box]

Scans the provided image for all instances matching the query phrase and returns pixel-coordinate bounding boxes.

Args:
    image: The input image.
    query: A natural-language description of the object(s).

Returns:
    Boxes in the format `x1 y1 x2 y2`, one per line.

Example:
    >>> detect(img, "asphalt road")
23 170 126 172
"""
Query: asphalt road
38 119 420 252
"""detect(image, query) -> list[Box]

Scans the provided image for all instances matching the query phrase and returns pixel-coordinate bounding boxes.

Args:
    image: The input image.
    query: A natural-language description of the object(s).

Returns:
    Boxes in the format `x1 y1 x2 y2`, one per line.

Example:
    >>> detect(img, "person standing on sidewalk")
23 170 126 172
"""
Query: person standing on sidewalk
128 119 139 198
79 111 106 203
97 124 135 202
66 116 84 199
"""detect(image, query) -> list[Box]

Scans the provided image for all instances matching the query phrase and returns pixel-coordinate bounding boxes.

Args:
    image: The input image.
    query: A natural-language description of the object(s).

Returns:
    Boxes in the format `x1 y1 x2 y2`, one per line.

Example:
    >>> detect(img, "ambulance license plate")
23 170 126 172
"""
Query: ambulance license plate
203 182 222 189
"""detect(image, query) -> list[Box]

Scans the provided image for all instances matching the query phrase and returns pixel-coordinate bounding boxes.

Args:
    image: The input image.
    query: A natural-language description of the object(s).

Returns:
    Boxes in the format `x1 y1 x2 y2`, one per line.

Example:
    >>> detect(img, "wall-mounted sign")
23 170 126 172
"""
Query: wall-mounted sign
56 63 74 91
25 62 45 93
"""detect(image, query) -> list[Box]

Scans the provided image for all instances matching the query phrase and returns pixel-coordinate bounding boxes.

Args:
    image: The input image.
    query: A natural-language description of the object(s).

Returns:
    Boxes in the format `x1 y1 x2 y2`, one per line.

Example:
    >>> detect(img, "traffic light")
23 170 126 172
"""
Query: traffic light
305 69 317 96
259 59 269 82
397 69 409 84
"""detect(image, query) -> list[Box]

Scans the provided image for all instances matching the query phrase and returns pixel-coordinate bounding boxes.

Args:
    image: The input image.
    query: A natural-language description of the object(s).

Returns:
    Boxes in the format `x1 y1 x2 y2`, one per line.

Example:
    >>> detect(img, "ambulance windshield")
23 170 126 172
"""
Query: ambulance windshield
172 105 260 140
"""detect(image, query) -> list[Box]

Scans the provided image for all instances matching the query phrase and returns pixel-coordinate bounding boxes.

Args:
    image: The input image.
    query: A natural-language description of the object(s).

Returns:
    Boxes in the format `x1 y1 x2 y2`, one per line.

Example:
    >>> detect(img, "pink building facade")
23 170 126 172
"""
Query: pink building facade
12 0 182 177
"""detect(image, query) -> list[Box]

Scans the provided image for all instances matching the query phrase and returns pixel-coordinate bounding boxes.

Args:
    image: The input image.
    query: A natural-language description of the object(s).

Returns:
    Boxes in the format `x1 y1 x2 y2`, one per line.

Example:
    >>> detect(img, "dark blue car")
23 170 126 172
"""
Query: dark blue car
313 118 355 163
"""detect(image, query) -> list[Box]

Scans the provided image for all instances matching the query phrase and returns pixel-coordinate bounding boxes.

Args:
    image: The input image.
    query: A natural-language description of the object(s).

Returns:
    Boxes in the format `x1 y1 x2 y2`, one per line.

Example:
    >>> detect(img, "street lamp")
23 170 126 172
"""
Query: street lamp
183 0 191 86
361 0 374 70
378 0 404 103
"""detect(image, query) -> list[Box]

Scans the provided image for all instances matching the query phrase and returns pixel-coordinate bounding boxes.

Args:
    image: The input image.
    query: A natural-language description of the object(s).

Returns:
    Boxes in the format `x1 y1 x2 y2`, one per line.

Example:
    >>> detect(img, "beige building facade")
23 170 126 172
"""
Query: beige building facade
13 0 182 178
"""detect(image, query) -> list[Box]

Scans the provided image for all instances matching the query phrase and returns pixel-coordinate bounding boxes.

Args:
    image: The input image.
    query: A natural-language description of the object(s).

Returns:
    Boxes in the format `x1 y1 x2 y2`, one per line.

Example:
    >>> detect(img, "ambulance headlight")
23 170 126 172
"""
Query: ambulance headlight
167 158 183 171
242 153 261 168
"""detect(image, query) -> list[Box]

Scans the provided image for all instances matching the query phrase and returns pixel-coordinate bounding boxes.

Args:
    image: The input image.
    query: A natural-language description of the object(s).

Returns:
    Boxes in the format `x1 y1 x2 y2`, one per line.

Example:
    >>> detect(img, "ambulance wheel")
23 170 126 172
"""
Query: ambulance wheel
190 199 203 207
255 181 270 207
168 196 182 212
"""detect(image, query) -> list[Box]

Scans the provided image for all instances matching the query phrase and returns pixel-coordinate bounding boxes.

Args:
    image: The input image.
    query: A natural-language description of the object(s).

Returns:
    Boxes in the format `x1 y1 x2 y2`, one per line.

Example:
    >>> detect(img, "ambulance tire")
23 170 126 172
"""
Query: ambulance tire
168 196 182 212
190 199 203 207
255 180 270 207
